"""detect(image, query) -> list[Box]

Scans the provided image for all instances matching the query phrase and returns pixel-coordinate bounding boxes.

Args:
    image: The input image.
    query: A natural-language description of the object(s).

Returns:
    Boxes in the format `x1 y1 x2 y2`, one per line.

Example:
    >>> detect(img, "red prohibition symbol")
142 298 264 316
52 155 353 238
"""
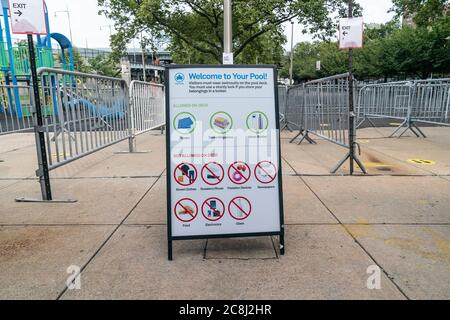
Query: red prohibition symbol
254 161 277 184
201 162 225 186
174 198 198 222
228 196 252 221
201 197 225 222
174 162 197 186
228 161 251 185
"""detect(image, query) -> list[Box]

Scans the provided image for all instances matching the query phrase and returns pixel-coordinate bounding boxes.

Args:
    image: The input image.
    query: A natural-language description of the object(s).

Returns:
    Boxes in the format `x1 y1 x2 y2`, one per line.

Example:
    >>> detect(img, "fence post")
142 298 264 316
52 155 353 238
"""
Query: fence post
27 34 52 201
127 81 136 153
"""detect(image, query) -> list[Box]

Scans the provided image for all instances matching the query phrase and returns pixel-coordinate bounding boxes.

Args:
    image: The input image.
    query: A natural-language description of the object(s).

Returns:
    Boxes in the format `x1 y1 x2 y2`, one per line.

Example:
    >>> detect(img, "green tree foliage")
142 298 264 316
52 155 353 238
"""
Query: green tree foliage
391 0 449 27
57 48 119 77
281 15 450 82
98 0 360 64
57 47 90 72
87 55 120 77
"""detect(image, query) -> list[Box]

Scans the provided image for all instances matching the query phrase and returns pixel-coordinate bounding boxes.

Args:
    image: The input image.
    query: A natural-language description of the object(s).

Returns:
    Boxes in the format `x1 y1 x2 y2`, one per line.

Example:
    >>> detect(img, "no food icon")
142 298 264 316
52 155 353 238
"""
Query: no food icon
174 198 198 223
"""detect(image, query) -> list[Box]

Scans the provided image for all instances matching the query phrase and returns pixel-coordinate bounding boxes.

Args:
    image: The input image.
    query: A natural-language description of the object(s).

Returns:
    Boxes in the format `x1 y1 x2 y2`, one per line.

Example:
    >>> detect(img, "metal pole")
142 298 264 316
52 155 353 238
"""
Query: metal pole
289 21 294 85
141 32 146 82
27 34 52 201
66 6 74 45
348 0 355 175
223 0 233 63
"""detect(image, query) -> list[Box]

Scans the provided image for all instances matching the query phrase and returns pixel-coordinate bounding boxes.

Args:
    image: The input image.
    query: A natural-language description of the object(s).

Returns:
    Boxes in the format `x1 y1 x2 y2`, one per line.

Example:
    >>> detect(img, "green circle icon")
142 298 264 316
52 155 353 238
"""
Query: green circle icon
210 111 233 134
173 112 196 134
246 111 269 134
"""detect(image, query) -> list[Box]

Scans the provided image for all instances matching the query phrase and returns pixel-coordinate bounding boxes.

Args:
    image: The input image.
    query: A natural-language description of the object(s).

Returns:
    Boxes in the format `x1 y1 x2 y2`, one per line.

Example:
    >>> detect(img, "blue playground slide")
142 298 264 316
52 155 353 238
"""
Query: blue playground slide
67 98 126 119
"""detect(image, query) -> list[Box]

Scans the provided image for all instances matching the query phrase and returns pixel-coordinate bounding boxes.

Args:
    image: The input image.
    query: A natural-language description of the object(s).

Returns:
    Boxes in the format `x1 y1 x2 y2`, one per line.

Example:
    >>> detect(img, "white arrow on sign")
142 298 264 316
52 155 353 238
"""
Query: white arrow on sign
339 17 364 49
8 0 48 35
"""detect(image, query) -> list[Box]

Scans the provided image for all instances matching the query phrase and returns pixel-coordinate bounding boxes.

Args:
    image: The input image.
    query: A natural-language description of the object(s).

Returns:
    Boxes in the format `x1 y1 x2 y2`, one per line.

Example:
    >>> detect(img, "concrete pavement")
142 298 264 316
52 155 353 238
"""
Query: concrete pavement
0 128 449 299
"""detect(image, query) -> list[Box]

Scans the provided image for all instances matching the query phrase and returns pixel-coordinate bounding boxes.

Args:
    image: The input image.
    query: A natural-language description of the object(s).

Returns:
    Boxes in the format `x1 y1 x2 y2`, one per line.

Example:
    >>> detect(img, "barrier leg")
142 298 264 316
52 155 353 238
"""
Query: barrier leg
353 154 368 175
330 151 367 175
330 152 350 174
289 130 303 143
411 122 427 138
356 116 376 129
303 132 316 145
404 125 420 138
389 119 407 138
128 135 136 153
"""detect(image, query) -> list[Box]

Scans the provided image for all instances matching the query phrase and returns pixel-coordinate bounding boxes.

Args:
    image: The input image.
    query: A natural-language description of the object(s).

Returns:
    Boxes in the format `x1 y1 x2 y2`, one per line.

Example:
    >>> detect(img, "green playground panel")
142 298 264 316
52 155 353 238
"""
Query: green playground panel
0 44 55 76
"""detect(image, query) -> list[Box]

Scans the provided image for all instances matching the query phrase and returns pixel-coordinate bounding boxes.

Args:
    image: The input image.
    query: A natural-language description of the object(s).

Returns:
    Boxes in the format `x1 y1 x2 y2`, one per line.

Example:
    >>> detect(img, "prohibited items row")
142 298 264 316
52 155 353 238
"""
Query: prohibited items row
174 197 252 223
174 161 277 187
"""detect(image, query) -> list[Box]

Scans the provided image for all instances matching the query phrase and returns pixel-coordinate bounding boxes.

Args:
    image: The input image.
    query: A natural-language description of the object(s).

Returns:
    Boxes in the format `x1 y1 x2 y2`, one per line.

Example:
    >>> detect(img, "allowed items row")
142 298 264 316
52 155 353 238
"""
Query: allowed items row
174 161 277 186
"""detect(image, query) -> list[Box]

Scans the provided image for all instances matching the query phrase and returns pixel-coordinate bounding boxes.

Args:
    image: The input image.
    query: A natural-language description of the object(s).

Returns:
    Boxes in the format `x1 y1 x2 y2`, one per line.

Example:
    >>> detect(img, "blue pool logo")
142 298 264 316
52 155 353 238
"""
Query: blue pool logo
175 73 185 83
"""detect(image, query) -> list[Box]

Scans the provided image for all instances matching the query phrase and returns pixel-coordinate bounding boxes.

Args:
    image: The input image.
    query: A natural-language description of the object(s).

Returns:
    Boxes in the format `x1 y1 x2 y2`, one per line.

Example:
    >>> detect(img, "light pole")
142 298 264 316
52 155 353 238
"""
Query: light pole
223 0 233 64
54 6 73 45
347 0 355 175
141 32 147 82
289 20 295 85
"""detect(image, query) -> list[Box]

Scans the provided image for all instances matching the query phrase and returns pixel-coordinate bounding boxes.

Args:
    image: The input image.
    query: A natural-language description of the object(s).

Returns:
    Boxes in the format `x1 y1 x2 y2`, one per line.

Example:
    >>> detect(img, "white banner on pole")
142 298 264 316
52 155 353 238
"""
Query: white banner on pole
339 17 364 49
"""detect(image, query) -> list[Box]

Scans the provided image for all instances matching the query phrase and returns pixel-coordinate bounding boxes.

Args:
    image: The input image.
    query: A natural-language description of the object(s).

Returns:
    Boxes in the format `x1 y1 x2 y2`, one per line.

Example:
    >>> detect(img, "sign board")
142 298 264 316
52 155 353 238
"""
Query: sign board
8 0 47 35
165 65 285 260
223 52 234 65
339 17 363 49
316 60 321 71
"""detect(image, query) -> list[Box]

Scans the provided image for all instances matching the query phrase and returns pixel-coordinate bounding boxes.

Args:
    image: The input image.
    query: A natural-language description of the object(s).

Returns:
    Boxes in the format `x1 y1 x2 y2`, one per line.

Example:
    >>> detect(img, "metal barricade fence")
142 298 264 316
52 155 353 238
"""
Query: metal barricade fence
357 78 450 138
37 68 131 171
12 69 168 202
129 80 165 146
284 84 305 132
0 84 35 135
295 74 351 147
278 85 286 128
356 81 414 133
288 73 366 174
15 68 132 203
412 79 450 126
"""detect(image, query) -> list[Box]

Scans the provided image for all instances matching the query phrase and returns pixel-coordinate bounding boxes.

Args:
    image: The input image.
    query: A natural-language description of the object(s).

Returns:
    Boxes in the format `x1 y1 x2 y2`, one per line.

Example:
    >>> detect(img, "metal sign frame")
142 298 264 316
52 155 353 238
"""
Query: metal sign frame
165 64 285 261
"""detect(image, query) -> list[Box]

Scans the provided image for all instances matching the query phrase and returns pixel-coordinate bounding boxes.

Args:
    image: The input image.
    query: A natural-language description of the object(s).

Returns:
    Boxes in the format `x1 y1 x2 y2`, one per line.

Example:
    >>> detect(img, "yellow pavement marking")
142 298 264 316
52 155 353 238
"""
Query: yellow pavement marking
357 139 370 143
52 153 66 157
407 159 436 165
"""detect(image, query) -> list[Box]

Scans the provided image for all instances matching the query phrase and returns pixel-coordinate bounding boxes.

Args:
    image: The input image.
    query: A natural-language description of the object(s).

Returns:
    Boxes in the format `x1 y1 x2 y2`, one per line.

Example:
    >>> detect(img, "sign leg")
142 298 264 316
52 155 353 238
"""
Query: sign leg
168 240 173 261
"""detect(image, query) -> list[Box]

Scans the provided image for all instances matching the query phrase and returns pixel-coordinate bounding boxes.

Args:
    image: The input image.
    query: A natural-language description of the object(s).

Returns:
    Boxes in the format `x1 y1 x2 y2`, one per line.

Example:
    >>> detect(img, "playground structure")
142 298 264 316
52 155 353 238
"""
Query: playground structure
0 0 74 131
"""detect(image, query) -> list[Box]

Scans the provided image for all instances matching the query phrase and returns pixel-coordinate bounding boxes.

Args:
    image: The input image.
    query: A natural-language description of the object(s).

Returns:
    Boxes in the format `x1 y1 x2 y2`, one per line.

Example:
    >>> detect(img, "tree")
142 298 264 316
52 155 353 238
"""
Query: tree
57 47 90 73
87 55 120 77
280 15 450 82
98 0 360 64
391 0 449 27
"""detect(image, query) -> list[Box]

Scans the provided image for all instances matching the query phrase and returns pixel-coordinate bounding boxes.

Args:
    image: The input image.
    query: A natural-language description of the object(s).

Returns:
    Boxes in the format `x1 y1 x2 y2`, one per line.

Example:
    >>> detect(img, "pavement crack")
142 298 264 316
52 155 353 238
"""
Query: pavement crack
55 168 166 300
281 154 411 300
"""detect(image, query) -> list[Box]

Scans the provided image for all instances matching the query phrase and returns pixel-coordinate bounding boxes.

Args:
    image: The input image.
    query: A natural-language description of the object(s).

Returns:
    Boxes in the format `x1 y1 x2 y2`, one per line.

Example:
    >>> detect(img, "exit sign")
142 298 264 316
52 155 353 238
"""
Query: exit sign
8 0 47 35
339 17 363 49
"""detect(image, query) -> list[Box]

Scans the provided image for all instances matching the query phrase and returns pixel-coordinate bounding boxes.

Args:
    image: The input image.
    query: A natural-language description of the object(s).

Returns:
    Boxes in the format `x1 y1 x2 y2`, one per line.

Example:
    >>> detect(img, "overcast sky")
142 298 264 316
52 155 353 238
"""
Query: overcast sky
40 0 395 50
